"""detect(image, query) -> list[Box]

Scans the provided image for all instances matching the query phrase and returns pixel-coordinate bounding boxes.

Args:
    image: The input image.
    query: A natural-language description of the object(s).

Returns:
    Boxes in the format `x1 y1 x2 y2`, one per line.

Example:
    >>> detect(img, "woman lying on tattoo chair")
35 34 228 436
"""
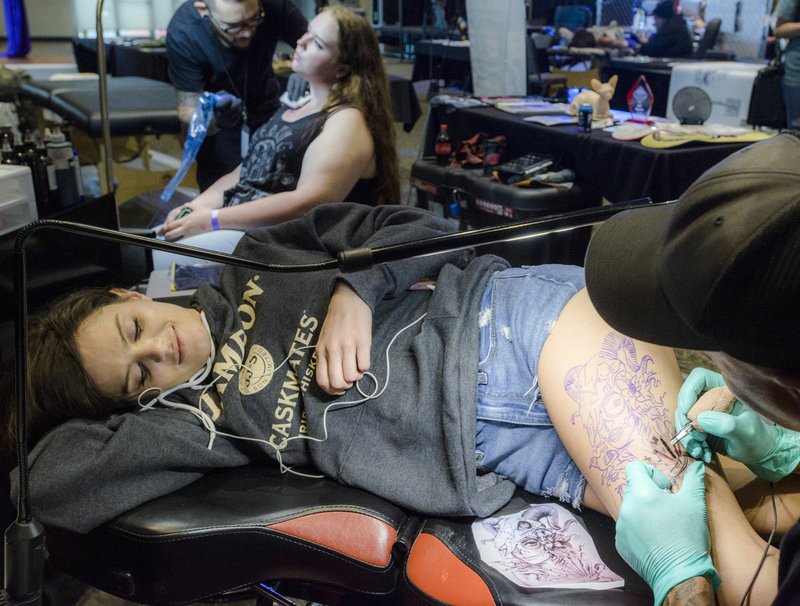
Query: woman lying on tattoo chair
9 203 798 606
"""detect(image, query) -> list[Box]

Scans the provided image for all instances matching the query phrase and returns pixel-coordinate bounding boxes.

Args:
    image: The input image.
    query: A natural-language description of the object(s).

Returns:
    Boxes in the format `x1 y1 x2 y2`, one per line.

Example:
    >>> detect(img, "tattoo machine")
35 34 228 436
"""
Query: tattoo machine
670 386 737 446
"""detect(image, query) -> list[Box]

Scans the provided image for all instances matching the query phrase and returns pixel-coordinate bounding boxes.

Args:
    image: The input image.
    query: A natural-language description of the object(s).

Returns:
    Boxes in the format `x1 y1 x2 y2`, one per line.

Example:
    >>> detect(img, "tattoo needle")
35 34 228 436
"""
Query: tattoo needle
670 386 737 447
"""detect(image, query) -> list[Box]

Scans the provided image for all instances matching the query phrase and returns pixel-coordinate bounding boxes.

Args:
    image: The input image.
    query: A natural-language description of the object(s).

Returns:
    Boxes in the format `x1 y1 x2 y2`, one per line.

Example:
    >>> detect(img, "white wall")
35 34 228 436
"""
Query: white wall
1 0 77 38
701 0 772 59
72 0 183 36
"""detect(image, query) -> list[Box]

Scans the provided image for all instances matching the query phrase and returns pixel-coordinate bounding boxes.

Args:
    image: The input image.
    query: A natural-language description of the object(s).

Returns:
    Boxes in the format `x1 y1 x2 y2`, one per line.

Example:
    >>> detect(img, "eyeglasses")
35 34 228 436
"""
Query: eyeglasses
204 3 265 35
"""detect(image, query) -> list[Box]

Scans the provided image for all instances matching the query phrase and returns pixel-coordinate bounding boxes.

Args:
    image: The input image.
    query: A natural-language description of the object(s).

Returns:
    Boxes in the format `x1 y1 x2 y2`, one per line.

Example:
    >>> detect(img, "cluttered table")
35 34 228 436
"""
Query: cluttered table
426 99 767 204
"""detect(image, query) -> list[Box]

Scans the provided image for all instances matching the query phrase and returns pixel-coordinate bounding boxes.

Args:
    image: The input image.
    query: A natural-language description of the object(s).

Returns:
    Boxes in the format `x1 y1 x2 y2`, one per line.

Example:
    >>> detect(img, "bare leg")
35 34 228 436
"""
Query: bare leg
721 456 800 541
538 289 779 606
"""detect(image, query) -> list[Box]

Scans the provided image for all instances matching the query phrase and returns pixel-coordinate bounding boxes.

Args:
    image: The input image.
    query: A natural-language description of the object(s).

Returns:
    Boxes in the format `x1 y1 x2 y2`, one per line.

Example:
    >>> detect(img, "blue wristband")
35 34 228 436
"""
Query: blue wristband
211 209 220 231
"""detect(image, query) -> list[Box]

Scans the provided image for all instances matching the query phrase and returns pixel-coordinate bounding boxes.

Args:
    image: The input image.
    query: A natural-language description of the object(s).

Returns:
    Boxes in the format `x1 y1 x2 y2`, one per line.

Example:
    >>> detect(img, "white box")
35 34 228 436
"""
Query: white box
667 62 764 127
0 165 37 236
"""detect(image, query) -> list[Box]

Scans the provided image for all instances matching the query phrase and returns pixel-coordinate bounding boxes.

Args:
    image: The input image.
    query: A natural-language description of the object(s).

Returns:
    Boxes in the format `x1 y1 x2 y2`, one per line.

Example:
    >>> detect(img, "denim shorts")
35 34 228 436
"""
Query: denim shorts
474 265 587 509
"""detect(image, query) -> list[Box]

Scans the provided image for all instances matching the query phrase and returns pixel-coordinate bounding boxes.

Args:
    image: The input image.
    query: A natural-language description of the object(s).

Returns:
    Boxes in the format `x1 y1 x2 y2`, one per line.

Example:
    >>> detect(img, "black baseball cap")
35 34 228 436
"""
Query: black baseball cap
652 0 675 19
585 132 800 371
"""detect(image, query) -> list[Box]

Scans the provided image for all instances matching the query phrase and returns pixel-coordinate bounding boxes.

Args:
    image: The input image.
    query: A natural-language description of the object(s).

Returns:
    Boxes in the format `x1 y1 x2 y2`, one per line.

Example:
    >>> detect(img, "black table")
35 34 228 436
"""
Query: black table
373 24 426 60
388 74 422 131
111 43 169 82
412 39 472 90
427 104 753 203
71 37 169 81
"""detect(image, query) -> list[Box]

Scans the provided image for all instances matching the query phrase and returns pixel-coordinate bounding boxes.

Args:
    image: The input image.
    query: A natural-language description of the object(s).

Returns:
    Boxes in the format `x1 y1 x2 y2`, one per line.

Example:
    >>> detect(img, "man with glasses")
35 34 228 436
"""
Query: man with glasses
166 0 307 191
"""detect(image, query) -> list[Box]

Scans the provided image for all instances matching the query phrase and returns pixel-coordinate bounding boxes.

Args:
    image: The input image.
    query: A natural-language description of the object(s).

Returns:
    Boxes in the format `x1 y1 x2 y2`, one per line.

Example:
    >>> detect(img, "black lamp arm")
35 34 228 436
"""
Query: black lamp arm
338 198 662 271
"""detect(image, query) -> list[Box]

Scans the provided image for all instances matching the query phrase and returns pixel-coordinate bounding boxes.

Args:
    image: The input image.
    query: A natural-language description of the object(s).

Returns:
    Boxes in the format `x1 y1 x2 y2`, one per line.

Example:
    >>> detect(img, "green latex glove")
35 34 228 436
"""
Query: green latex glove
616 461 720 606
698 408 800 482
675 368 726 462
677 369 800 481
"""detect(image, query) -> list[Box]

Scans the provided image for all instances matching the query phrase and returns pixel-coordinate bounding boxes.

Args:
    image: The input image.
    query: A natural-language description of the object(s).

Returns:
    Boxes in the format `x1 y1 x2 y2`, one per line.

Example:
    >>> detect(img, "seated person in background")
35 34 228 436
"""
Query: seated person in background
154 5 400 270
167 0 308 191
637 0 694 58
564 28 597 71
12 201 797 604
588 22 632 50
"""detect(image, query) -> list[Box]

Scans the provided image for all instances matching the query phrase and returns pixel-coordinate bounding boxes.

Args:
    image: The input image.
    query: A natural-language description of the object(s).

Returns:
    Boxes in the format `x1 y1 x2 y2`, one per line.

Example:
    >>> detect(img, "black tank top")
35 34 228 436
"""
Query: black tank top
223 107 379 207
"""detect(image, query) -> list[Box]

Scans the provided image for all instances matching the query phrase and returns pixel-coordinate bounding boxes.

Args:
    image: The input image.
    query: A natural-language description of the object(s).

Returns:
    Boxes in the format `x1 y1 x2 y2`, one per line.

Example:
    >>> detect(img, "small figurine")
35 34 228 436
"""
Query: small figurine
567 75 619 120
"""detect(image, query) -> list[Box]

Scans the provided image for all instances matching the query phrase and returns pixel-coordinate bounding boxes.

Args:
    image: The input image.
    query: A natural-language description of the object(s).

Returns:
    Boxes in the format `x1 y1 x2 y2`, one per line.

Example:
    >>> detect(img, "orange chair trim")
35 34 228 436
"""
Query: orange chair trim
407 533 494 606
268 511 395 567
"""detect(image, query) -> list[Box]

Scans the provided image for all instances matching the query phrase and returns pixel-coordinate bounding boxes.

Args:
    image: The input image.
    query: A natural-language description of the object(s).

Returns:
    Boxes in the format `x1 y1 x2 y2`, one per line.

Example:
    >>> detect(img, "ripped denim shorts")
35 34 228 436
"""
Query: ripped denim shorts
475 265 587 509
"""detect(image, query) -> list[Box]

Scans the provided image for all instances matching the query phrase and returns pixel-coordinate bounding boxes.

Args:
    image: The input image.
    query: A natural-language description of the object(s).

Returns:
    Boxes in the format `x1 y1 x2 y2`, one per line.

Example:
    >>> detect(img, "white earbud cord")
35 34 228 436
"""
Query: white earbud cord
137 311 219 446
137 310 427 478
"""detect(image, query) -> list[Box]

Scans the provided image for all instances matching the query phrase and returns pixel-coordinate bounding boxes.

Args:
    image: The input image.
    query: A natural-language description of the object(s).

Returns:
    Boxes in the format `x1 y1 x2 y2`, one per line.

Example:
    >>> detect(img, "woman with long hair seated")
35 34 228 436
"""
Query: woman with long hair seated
152 5 400 269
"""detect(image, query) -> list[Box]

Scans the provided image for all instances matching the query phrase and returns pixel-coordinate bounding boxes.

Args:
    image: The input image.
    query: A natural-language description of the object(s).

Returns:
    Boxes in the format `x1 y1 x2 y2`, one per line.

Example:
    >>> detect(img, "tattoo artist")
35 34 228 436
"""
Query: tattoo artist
166 0 308 191
584 131 800 605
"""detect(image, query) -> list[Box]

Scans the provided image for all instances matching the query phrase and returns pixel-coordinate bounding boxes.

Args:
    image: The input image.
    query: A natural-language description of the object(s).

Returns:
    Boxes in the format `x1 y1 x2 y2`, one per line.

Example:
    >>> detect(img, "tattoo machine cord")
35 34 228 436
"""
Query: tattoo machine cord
739 482 777 606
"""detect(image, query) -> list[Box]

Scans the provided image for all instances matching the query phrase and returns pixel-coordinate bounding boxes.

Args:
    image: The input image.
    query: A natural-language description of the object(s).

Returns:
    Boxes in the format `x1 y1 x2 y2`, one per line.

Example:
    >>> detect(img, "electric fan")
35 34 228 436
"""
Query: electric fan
671 86 713 125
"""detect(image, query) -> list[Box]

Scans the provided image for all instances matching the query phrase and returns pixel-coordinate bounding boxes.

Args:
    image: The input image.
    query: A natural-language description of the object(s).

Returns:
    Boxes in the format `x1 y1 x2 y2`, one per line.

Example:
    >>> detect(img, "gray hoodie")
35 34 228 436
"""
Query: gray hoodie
16 204 515 533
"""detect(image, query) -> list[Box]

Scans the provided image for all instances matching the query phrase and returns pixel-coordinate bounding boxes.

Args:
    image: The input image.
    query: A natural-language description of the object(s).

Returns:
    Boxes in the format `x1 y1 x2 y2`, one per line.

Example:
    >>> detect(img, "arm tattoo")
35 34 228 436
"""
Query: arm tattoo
662 575 716 606
564 332 689 498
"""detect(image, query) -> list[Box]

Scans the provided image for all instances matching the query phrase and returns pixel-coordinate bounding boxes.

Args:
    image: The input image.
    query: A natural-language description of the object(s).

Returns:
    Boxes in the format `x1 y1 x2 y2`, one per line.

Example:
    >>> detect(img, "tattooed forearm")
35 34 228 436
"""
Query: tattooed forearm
662 575 716 606
564 332 690 497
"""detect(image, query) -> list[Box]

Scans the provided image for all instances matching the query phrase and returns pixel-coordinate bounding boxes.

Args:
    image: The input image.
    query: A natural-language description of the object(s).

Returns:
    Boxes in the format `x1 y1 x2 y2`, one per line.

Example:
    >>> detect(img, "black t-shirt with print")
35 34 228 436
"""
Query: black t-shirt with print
166 0 307 129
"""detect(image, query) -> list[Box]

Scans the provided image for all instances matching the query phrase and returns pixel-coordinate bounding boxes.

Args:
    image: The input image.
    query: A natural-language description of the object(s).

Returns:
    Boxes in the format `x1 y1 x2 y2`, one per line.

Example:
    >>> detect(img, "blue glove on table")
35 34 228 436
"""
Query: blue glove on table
213 92 243 129
616 461 720 606
676 368 800 481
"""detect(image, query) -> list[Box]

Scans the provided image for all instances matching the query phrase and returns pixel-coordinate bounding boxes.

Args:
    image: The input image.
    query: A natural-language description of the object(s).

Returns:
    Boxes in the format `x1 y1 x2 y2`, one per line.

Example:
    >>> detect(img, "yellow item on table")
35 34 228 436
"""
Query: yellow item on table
640 125 773 148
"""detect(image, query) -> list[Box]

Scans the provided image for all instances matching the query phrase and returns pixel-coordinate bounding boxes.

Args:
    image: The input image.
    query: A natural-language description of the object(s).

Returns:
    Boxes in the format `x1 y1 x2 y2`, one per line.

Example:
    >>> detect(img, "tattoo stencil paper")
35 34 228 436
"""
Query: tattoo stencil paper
472 504 624 589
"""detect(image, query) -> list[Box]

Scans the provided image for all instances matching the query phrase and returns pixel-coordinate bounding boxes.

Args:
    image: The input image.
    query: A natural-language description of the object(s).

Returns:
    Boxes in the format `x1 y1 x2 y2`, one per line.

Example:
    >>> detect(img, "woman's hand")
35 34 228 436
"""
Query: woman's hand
161 206 215 241
162 204 193 232
315 282 373 396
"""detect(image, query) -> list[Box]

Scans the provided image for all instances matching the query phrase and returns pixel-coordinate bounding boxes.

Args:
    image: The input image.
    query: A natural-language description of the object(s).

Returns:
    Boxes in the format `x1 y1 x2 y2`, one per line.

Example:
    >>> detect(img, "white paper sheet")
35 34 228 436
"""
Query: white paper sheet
472 503 624 590
465 0 526 97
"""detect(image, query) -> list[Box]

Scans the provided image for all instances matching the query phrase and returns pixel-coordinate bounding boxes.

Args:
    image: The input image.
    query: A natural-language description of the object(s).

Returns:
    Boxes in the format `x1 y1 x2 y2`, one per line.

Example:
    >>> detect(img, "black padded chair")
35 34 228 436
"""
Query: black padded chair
553 5 593 35
20 77 180 139
526 34 568 98
693 18 722 59
44 465 652 605
0 194 123 321
13 214 653 606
